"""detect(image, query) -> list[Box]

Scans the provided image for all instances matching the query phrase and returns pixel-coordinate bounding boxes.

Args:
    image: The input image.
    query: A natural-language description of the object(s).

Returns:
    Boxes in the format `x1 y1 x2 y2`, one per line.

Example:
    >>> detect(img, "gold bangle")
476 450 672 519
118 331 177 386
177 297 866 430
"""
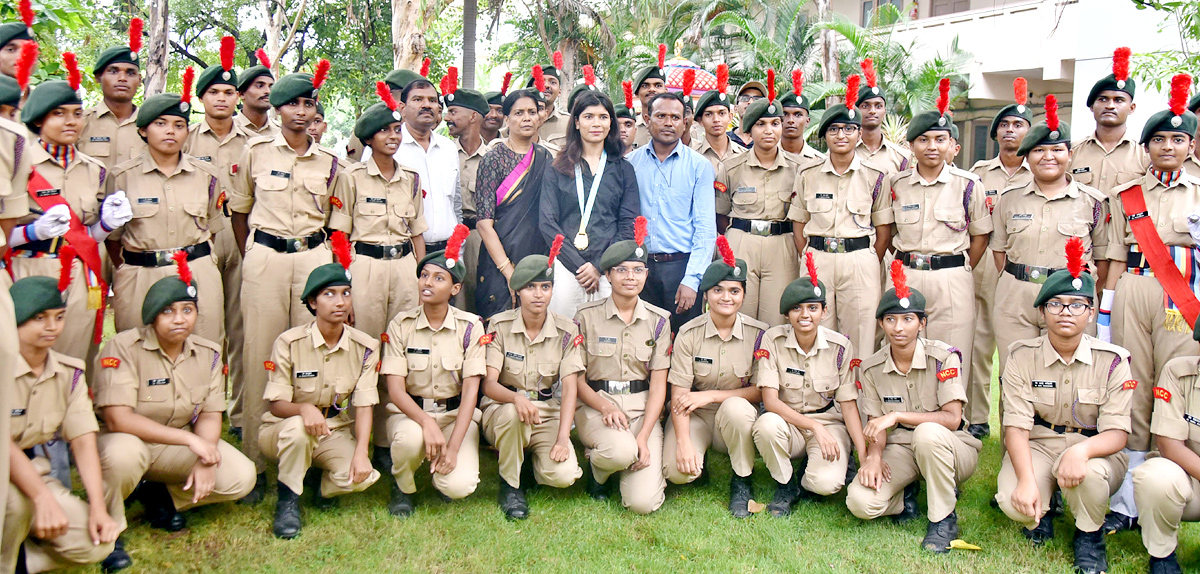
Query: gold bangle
499 259 512 271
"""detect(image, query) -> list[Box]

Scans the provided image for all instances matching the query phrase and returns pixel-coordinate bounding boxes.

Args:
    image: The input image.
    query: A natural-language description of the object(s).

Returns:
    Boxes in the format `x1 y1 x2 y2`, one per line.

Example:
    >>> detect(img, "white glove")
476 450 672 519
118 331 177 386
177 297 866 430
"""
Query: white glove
29 204 71 241
1188 210 1200 247
100 190 133 231
1096 323 1112 343
1097 288 1116 343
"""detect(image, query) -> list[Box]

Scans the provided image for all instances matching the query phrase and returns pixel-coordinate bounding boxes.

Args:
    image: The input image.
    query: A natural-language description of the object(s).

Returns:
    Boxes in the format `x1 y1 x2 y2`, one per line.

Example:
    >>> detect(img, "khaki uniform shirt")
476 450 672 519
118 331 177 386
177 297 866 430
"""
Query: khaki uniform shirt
94 326 225 430
789 155 891 239
858 338 969 445
1069 134 1148 198
262 322 380 430
715 149 802 220
669 313 768 391
692 135 746 173
79 102 145 169
970 157 1033 217
756 325 857 426
486 310 584 394
1149 356 1200 457
184 118 251 189
329 158 428 244
456 138 492 220
1107 171 1200 262
1000 334 1133 440
989 179 1108 267
856 138 910 174
792 143 825 161
234 113 280 139
11 352 96 449
106 153 224 250
575 298 672 383
227 134 346 238
0 117 32 235
381 306 487 402
538 110 569 142
887 164 992 255
15 145 106 228
1185 156 1200 179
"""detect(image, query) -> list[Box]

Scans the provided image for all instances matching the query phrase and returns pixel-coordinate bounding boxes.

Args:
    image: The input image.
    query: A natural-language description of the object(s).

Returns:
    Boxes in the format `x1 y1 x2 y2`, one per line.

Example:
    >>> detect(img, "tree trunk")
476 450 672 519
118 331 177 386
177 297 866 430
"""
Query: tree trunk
462 0 476 87
392 0 452 70
144 0 169 95
262 0 285 76
815 0 840 106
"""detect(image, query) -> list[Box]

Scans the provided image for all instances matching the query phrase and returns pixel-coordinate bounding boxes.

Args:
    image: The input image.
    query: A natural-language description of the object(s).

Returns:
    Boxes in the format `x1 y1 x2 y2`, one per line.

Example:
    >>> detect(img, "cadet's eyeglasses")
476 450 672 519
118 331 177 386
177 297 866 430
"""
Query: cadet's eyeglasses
613 266 648 276
738 95 763 104
1044 301 1090 316
827 125 860 135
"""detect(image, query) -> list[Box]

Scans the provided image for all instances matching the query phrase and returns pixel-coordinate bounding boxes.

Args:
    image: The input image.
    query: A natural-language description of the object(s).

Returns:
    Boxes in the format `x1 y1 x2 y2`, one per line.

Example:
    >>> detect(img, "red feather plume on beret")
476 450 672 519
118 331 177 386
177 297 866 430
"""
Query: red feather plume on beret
716 63 728 94
936 78 951 116
57 245 75 293
15 41 38 92
766 68 776 102
255 49 271 69
583 64 596 87
553 50 564 71
634 215 648 247
622 80 634 110
1045 94 1060 132
18 0 34 28
657 44 666 70
682 68 695 98
1170 73 1191 117
1113 47 1131 83
419 57 431 78
548 234 564 268
1065 236 1084 279
805 252 819 288
792 69 803 97
716 235 735 268
845 74 861 113
500 71 512 96
444 224 470 266
220 36 236 72
1013 77 1028 106
860 58 877 88
445 66 459 95
312 59 330 90
376 81 399 112
330 231 352 271
532 65 546 94
890 259 909 300
181 66 194 107
128 18 143 54
61 52 80 92
171 250 194 286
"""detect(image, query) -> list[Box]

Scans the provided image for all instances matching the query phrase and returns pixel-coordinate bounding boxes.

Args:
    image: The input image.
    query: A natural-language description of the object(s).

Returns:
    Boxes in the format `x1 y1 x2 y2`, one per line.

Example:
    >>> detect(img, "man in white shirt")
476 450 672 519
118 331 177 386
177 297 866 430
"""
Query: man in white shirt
395 79 462 253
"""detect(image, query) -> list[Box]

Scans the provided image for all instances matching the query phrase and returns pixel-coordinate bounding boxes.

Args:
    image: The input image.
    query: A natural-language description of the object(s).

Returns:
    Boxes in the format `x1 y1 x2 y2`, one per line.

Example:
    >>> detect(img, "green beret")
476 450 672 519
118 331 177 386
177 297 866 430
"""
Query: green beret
737 81 766 99
136 93 190 129
354 102 402 141
0 74 21 109
301 263 352 310
1086 74 1135 107
876 285 927 318
93 45 139 76
196 65 238 97
1139 109 1198 145
20 80 82 133
817 105 861 138
693 89 731 120
1017 120 1071 157
1032 270 1095 309
779 91 810 111
949 121 960 141
0 22 32 51
779 276 826 315
484 91 503 106
698 257 747 294
1190 92 1200 115
315 102 325 117
856 84 886 106
269 72 315 107
417 250 466 284
615 104 636 121
509 254 554 292
599 239 648 271
566 83 605 115
740 98 783 133
633 65 664 93
384 69 423 91
525 66 559 87
989 103 1033 140
446 88 489 116
906 110 953 142
11 276 65 326
141 275 198 325
236 65 273 92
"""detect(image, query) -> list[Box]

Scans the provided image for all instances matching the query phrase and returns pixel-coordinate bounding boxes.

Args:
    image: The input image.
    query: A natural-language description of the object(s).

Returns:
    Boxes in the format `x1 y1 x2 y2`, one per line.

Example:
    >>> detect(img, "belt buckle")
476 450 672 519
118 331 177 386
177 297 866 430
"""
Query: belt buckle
155 250 171 266
751 220 771 236
524 390 540 401
388 246 399 259
291 238 303 252
913 254 926 269
827 237 841 253
1029 267 1047 284
609 380 631 395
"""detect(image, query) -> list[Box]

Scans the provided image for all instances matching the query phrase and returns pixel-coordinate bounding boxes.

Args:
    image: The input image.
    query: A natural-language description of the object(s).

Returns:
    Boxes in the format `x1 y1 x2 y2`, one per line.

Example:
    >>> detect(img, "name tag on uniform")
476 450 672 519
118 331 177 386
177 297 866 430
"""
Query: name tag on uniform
883 396 903 403
734 186 755 194
815 193 833 200
296 371 318 379
365 197 386 204
89 136 110 143
1072 167 1091 174
196 156 213 162
695 357 714 365
1032 380 1057 389
147 378 170 386
269 170 292 179
1186 413 1200 427
901 203 920 211
785 367 805 376
598 336 618 344
10 408 25 416
36 189 60 197
985 189 998 197
137 197 159 204
505 351 525 361
406 347 431 355
1012 213 1033 221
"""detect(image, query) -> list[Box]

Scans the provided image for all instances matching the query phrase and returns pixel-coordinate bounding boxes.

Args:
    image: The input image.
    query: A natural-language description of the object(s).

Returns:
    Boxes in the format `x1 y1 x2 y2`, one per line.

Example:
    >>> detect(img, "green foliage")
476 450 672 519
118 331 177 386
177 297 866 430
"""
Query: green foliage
1130 0 1200 91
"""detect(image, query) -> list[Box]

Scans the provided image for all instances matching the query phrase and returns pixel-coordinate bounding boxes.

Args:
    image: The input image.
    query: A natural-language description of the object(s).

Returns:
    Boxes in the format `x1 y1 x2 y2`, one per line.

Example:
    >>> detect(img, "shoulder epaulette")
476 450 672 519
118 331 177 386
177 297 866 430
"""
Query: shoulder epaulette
346 325 381 349
642 300 672 320
575 299 606 314
742 315 770 334
246 134 275 148
190 335 223 353
1110 177 1142 195
1087 336 1131 361
999 181 1030 196
860 347 889 371
795 157 825 174
677 314 708 335
489 308 520 325
723 152 751 170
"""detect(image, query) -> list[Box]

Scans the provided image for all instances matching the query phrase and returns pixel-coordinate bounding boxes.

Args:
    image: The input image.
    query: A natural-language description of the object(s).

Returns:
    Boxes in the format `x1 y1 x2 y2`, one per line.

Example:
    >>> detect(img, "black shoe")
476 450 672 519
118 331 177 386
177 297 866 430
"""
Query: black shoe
371 448 393 474
238 473 267 505
499 481 528 520
585 468 609 501
1023 513 1055 546
388 483 415 517
1050 490 1065 517
101 538 132 573
892 482 920 524
728 474 753 518
136 481 186 531
1150 552 1183 574
229 426 242 441
1101 511 1138 535
767 474 800 518
1073 528 1108 574
845 455 859 487
922 512 958 554
273 481 302 539
967 424 990 440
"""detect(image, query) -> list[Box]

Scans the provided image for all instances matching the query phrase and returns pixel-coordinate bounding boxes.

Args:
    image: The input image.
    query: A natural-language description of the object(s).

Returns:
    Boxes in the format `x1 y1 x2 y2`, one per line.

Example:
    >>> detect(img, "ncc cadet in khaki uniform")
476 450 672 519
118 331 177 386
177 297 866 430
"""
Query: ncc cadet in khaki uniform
80 22 147 170
629 47 668 149
665 237 766 517
527 54 568 141
778 71 823 161
691 64 745 171
227 65 347 498
482 238 586 520
966 78 1033 439
575 231 672 514
95 257 254 569
10 72 128 362
715 96 802 325
790 85 891 359
0 11 34 79
445 87 492 312
994 262 1132 574
847 261 982 554
3 274 119 574
753 260 865 518
729 81 764 148
260 254 381 539
1103 79 1200 534
885 90 991 394
234 50 280 138
1070 48 1149 201
381 229 484 517
185 37 252 433
855 60 910 174
0 75 21 121
1132 326 1200 574
108 88 226 344
614 83 638 156
482 84 506 144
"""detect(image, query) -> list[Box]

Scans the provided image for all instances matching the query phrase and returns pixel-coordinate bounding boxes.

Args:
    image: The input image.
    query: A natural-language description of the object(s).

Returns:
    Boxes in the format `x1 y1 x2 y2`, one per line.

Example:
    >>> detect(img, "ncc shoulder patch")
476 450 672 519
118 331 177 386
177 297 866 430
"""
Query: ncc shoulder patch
380 332 389 343
1154 387 1171 402
573 334 584 348
223 364 229 375
714 181 728 194
1123 380 1138 391
330 196 344 209
478 333 495 345
850 358 862 369
754 349 770 360
264 360 276 372
101 357 121 369
936 368 958 382
217 190 227 208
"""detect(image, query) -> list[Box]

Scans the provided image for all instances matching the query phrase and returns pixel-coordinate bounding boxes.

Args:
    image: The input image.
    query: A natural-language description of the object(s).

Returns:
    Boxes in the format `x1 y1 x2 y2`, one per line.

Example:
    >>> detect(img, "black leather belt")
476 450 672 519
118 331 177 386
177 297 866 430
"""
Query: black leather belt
895 250 966 271
425 240 447 254
253 229 327 253
14 237 65 254
321 404 347 419
355 241 412 260
648 252 688 263
1004 261 1071 284
1126 250 1150 270
588 380 649 395
504 385 554 401
123 242 212 267
463 217 477 231
1034 414 1098 437
412 393 461 411
804 400 835 415
730 217 793 236
808 235 870 254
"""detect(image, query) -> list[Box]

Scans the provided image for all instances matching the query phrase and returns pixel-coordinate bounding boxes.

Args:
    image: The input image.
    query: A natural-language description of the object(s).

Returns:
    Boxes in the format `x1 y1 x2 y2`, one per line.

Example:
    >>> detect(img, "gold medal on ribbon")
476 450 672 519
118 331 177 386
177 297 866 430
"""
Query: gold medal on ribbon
574 232 589 251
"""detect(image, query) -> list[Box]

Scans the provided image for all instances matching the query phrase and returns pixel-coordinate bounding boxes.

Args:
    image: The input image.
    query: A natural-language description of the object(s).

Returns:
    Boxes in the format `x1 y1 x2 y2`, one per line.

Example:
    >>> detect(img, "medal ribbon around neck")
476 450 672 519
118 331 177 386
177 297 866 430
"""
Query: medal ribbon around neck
573 150 607 250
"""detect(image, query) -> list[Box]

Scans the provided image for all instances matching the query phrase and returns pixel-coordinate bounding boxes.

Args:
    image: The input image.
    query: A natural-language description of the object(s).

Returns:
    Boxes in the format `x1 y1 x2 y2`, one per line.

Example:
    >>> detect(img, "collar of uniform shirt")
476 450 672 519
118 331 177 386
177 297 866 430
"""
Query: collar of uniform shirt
38 139 75 168
13 352 56 380
883 338 929 374
1042 334 1095 367
309 322 352 352
415 305 456 332
785 325 829 356
911 162 955 186
603 296 653 323
820 153 862 175
704 312 746 340
1150 168 1183 188
511 311 558 343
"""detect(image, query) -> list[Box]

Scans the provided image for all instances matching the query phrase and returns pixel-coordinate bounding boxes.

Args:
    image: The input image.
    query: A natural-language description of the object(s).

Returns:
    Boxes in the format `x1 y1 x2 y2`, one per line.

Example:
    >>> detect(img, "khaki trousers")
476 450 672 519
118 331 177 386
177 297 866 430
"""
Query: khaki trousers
847 423 980 522
240 242 332 471
388 407 481 499
968 250 1000 426
483 400 582 490
1133 456 1200 558
259 415 381 497
995 434 1127 531
9 256 98 362
575 391 665 515
886 266 975 385
1 459 114 574
664 397 758 483
753 413 851 494
113 253 225 342
810 247 880 359
213 226 247 428
726 229 799 326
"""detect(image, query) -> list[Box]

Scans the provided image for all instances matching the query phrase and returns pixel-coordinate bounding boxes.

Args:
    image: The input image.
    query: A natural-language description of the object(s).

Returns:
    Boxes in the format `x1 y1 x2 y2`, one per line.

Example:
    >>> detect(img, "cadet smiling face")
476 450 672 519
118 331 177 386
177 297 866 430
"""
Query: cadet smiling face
1028 143 1071 183
37 105 84 146
369 123 403 156
705 281 744 319
787 302 827 337
1146 131 1194 172
606 261 648 298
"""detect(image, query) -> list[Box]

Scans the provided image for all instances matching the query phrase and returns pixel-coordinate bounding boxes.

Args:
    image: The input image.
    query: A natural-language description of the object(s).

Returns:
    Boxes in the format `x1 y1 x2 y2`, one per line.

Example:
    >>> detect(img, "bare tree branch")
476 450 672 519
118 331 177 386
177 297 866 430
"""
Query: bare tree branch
277 0 309 63
170 40 210 67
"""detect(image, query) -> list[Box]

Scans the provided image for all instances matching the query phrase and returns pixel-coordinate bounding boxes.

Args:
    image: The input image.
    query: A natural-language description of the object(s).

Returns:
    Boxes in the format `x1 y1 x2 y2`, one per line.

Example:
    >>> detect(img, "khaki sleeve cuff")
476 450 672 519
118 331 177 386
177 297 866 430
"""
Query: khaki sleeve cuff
353 386 380 407
380 355 408 377
1150 417 1190 442
328 212 352 233
263 382 294 403
463 357 487 379
872 208 893 226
